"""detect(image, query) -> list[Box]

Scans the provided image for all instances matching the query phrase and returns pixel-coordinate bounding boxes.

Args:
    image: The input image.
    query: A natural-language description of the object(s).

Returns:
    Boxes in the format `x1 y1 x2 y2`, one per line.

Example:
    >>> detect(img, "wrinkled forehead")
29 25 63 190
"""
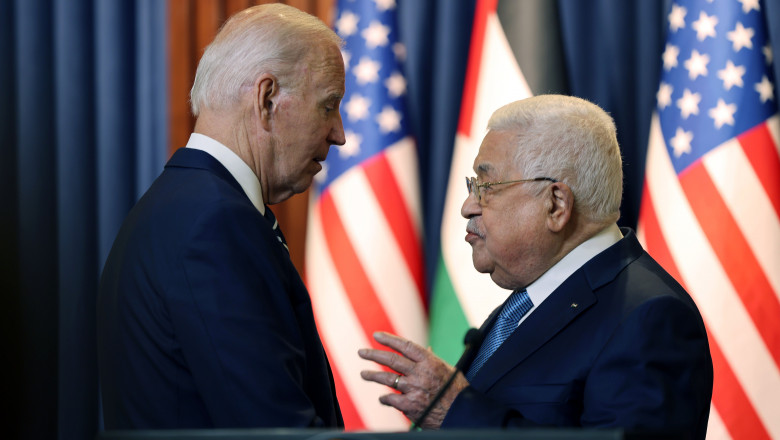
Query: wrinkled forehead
473 130 517 178
298 43 344 85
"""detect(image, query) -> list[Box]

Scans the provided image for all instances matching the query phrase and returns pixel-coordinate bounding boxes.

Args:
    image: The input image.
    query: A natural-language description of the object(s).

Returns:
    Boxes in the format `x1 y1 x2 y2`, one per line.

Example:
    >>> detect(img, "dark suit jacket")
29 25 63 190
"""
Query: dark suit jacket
442 230 712 439
97 148 342 429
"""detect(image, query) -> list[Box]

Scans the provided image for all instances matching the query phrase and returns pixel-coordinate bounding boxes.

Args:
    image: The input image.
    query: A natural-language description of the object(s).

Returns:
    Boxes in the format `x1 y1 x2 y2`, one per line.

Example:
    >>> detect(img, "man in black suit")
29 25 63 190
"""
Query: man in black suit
98 3 345 429
359 95 713 439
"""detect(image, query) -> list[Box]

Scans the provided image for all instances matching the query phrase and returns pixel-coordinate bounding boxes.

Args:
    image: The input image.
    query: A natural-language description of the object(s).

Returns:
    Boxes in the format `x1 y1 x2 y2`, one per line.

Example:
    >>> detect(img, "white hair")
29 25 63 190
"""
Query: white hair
487 95 623 224
190 4 342 116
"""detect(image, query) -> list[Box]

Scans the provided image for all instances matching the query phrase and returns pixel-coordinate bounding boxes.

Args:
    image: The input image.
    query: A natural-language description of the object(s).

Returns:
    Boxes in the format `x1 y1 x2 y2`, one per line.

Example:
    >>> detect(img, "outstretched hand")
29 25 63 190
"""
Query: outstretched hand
358 331 469 429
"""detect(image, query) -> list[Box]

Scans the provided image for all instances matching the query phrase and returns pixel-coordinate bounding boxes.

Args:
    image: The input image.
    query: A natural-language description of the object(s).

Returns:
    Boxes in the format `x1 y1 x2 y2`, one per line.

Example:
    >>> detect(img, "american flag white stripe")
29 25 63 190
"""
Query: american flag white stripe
707 408 732 440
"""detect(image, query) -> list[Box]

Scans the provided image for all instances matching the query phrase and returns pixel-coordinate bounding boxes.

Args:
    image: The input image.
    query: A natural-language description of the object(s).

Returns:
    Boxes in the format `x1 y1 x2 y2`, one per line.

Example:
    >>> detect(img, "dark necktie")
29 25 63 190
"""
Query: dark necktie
466 290 533 381
263 206 288 253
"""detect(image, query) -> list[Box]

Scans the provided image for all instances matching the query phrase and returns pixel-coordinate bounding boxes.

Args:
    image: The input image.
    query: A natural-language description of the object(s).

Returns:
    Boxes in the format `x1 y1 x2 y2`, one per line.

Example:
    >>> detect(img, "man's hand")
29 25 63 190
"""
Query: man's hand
358 331 469 429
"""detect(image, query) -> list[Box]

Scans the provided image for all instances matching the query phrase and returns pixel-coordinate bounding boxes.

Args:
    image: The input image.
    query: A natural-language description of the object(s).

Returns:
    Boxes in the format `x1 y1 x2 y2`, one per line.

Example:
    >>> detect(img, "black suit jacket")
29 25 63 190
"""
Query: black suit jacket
97 148 342 429
443 230 712 439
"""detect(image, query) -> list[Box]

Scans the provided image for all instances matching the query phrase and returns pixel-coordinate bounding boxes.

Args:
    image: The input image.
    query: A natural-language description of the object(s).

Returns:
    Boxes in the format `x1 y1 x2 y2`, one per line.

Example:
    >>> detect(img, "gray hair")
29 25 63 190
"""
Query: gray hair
190 4 342 116
487 95 623 224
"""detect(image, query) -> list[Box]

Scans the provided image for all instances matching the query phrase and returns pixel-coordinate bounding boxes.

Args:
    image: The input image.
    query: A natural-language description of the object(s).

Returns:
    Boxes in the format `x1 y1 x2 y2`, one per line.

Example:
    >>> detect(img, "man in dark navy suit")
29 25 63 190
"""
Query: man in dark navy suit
97 3 345 429
359 95 713 439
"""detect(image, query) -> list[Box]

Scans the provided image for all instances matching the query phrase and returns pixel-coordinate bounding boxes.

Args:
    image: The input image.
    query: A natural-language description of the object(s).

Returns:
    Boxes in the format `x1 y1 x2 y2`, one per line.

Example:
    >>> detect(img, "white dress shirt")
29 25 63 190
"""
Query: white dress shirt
185 133 266 216
517 223 624 326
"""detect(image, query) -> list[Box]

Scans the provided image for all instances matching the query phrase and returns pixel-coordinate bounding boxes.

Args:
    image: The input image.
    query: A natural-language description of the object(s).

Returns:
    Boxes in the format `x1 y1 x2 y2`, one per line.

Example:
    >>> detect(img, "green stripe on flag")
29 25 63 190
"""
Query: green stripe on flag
429 253 470 365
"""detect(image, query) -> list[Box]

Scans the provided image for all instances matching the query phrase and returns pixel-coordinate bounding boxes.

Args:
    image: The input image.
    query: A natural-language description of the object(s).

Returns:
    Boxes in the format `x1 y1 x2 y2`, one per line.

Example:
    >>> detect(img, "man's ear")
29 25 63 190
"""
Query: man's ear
255 74 278 131
547 182 573 232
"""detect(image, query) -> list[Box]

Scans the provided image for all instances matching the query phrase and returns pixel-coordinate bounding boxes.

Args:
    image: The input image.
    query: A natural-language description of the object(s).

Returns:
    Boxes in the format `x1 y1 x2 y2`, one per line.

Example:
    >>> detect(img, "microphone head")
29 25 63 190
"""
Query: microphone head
463 328 483 347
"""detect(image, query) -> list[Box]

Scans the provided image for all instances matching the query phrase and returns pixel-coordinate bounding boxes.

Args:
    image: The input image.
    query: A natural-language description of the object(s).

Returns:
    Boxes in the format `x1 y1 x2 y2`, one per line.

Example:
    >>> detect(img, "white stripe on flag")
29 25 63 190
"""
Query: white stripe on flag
645 115 780 438
470 13 532 139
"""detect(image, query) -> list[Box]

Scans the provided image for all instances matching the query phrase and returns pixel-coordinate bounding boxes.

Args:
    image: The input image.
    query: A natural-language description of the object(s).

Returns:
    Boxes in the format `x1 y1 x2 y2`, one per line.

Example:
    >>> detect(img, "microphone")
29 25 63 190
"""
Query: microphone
410 328 484 430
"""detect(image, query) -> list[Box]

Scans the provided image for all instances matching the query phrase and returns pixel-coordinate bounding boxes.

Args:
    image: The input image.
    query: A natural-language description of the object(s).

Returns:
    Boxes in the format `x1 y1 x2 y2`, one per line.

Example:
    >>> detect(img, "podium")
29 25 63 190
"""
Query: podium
98 428 686 440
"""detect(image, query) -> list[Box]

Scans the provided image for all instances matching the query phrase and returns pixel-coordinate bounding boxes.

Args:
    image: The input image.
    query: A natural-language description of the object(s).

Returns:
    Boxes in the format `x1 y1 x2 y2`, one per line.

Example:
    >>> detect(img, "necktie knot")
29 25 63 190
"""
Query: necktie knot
264 206 289 253
499 289 534 323
465 290 533 380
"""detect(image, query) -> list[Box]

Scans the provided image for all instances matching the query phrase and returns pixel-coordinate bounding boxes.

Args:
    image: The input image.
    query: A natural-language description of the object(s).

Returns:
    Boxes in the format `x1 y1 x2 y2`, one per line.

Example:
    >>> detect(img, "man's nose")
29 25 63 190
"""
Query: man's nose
329 114 346 146
461 191 481 219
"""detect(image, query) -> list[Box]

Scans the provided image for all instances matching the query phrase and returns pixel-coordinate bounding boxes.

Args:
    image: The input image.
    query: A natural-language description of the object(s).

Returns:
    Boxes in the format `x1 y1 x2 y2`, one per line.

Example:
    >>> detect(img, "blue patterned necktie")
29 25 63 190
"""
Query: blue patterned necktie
263 206 289 253
466 290 533 381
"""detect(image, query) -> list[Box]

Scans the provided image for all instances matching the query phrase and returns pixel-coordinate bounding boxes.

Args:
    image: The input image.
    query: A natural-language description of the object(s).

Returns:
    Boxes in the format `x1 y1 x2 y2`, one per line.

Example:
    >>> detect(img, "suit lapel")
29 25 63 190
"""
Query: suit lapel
470 272 596 390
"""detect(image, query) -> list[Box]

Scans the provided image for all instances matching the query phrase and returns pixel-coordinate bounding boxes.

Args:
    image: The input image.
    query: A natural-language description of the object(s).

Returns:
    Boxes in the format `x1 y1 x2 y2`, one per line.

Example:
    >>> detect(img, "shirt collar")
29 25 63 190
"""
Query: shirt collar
185 133 265 215
519 223 623 324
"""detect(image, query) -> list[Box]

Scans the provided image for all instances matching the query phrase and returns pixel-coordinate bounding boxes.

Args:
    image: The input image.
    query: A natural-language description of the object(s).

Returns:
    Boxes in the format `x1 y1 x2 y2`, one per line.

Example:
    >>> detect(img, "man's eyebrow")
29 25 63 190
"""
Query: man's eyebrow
476 163 494 174
318 95 341 108
322 93 343 103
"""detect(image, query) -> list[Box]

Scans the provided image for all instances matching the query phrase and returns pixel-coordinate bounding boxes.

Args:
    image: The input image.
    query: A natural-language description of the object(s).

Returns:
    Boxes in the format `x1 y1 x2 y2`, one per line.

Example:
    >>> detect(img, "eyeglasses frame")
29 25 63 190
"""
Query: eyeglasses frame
465 176 559 203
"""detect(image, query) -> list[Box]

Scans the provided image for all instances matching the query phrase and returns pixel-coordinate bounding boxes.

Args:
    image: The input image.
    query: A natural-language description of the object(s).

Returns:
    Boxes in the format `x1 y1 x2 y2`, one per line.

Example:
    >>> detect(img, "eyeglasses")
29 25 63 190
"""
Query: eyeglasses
465 176 558 203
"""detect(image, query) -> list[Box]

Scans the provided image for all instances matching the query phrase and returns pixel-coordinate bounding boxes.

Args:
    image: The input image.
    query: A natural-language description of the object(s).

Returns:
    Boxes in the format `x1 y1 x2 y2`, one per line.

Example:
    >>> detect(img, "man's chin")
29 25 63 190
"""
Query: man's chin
471 256 493 275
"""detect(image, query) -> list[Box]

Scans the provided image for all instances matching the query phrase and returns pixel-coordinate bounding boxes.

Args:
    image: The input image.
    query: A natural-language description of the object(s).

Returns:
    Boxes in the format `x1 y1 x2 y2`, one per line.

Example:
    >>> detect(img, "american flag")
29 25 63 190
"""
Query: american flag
637 0 780 438
305 0 427 430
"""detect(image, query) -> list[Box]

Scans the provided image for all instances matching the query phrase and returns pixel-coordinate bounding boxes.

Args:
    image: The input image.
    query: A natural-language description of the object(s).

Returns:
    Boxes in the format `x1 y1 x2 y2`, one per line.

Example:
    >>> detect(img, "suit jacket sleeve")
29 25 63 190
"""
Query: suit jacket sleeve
167 198 326 427
443 295 712 434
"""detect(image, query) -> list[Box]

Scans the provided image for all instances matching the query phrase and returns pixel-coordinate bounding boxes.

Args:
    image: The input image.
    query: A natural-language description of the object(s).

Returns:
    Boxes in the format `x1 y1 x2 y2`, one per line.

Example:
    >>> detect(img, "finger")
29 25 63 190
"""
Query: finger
373 332 429 362
360 370 403 390
358 348 416 374
378 393 423 421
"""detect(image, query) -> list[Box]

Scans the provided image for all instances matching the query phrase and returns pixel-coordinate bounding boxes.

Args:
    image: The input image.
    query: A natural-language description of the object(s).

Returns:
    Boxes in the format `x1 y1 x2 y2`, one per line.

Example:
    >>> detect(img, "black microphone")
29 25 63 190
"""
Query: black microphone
410 328 484 430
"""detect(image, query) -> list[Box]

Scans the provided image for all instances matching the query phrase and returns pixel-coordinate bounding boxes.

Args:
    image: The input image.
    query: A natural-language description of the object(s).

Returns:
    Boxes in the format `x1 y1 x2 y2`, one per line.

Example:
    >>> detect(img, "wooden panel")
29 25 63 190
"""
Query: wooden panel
225 0 253 18
195 0 223 56
168 0 196 154
315 0 336 26
168 0 334 274
285 0 314 14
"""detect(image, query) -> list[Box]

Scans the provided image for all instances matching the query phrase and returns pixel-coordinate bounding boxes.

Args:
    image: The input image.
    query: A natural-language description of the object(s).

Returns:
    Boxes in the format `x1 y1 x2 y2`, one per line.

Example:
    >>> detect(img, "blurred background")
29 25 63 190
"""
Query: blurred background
2 0 779 438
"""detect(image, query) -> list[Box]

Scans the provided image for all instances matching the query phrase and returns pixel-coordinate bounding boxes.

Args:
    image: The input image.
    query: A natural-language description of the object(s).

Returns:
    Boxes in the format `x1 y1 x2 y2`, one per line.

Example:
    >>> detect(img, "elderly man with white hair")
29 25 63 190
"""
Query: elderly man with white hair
360 95 713 439
98 4 345 429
